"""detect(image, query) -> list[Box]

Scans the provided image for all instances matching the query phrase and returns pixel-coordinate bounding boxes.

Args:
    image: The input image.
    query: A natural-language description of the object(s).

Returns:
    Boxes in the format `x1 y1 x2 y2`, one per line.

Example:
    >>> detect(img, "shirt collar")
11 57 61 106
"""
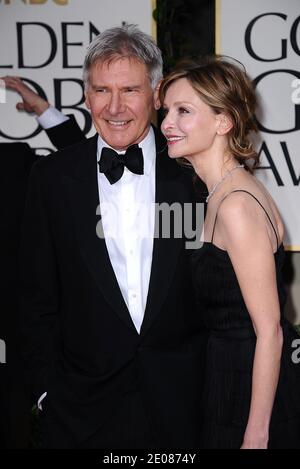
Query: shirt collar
97 126 156 177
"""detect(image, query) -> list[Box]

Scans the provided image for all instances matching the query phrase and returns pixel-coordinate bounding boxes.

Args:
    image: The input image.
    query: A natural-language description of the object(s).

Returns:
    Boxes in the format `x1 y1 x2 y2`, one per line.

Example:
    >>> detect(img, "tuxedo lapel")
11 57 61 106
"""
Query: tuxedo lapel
140 132 184 337
63 135 137 333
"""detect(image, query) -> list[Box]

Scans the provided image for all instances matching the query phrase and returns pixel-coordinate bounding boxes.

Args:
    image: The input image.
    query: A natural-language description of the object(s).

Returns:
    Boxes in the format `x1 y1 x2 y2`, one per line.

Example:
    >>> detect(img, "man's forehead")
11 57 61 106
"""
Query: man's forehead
89 57 151 86
91 56 146 73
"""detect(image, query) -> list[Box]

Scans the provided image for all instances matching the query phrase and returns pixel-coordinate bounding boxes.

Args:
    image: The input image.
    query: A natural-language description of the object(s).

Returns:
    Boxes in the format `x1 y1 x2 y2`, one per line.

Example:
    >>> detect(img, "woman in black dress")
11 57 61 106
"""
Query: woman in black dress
159 56 300 449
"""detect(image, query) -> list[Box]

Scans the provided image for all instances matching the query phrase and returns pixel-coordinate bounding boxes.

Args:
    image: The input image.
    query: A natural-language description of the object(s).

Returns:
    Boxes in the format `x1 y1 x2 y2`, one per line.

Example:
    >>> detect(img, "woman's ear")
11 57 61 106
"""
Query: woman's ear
216 113 233 135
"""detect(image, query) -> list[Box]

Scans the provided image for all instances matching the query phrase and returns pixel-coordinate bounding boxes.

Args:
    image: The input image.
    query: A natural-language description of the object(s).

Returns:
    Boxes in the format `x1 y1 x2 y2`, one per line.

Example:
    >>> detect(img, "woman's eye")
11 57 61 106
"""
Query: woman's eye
161 107 168 116
178 107 189 114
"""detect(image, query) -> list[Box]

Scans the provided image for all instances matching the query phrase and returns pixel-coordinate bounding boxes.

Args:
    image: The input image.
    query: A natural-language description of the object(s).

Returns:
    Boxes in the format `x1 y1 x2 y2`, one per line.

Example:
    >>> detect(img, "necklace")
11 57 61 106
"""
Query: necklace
206 164 244 203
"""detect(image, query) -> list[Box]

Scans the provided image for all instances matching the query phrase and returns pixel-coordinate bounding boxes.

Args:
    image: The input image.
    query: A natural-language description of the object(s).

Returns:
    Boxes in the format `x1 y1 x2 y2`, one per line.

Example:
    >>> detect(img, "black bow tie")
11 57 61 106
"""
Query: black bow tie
98 144 144 184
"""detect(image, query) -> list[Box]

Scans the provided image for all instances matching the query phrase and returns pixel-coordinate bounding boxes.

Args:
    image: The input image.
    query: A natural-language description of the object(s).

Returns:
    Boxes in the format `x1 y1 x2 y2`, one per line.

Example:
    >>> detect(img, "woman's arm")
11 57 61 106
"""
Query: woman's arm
216 192 283 449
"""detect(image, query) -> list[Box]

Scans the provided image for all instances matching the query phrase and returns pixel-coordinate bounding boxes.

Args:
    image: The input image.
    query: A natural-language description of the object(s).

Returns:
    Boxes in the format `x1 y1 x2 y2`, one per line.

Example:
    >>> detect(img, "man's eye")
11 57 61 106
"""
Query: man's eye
96 88 106 93
125 88 136 93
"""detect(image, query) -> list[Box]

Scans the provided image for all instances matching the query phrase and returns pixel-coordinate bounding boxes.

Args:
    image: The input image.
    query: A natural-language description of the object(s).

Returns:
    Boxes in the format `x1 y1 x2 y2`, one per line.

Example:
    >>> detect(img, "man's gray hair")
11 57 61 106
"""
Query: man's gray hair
83 24 163 90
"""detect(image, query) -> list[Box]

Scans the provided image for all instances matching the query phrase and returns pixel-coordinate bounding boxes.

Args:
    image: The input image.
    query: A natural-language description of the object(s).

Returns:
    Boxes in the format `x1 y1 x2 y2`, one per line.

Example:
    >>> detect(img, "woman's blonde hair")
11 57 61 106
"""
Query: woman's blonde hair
159 55 259 172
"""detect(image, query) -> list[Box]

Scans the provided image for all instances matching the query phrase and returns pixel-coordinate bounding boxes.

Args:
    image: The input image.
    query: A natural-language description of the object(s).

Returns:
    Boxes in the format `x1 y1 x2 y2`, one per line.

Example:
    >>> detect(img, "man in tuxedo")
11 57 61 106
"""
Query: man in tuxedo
19 24 206 449
0 79 85 448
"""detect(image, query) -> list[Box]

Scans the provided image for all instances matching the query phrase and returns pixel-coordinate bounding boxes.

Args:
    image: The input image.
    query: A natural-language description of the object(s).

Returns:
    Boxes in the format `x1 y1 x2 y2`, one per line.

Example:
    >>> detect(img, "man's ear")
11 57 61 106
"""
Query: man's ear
84 89 90 109
216 113 233 135
153 80 162 110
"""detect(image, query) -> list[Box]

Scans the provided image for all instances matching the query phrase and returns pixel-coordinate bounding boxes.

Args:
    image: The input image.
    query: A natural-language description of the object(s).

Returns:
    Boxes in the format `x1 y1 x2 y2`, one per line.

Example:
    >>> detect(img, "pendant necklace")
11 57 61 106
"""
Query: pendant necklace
206 164 244 203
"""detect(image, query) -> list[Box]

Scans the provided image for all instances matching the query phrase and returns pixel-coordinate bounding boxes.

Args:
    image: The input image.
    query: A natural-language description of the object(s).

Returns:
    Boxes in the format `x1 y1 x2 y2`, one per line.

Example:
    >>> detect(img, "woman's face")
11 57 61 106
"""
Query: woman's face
161 78 221 161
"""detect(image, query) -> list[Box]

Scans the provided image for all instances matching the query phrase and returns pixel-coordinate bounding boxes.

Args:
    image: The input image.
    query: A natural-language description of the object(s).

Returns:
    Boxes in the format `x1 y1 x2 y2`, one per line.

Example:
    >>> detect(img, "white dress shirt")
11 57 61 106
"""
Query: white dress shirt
36 106 69 129
97 128 156 333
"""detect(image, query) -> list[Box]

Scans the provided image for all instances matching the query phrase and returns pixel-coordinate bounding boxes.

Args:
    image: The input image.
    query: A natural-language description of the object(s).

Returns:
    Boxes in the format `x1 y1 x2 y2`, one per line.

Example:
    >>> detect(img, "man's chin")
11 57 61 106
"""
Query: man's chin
101 136 134 151
95 130 129 150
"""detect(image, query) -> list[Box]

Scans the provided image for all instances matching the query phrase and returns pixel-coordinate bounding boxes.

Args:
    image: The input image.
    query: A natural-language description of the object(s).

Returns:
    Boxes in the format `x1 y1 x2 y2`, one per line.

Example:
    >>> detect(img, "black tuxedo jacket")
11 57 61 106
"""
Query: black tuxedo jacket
0 117 84 363
0 142 36 449
0 117 84 357
20 129 206 448
0 116 84 448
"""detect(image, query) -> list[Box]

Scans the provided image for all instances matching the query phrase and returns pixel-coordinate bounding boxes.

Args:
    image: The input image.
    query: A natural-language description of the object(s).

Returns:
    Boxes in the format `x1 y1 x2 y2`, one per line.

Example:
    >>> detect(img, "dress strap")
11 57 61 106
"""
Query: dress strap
211 189 279 248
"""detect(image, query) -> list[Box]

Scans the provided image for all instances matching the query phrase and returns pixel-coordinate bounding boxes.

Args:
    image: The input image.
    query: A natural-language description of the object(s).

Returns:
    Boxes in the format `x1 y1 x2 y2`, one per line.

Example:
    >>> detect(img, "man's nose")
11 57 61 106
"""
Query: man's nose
107 92 125 115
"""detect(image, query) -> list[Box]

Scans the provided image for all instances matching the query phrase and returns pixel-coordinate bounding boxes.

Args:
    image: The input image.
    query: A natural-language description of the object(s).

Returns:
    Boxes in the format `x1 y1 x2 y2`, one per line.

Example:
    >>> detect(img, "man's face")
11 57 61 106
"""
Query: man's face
85 57 156 151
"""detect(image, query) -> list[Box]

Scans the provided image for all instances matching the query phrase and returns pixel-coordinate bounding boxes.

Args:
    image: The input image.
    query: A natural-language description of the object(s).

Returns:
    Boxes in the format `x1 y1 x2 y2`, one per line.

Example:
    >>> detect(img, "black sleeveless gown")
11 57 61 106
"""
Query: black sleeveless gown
192 192 300 449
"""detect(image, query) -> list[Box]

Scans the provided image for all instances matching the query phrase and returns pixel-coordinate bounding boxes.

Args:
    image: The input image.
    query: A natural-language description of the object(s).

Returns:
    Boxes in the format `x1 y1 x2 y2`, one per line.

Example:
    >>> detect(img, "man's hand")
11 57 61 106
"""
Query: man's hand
1 76 50 116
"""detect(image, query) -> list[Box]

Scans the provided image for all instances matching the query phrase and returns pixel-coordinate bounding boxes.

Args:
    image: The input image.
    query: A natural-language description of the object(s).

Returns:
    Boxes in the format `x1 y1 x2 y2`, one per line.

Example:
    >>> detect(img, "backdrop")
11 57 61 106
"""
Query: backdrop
0 0 154 151
216 0 300 251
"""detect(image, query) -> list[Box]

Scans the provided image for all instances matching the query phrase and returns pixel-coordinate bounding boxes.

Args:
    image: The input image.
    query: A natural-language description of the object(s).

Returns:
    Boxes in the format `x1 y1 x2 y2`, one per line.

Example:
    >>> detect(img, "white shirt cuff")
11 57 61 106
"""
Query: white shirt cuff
37 106 69 129
37 391 47 411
